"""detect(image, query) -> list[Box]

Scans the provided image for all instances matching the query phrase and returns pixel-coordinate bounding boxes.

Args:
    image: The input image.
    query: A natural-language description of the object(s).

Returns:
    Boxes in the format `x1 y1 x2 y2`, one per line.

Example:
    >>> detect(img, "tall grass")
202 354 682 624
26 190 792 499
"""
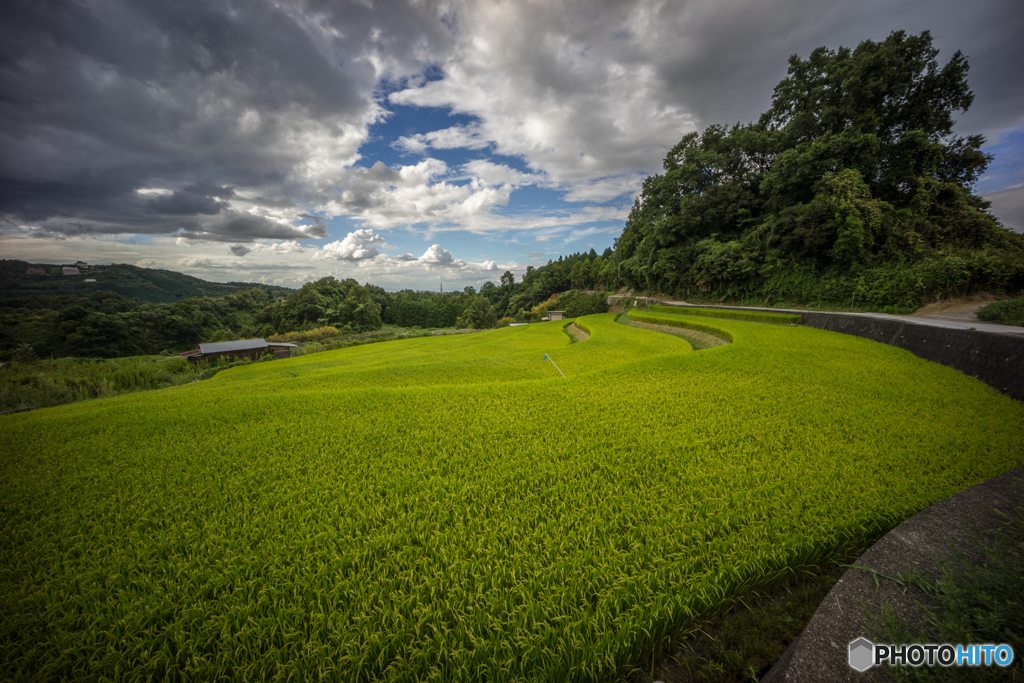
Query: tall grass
0 356 204 412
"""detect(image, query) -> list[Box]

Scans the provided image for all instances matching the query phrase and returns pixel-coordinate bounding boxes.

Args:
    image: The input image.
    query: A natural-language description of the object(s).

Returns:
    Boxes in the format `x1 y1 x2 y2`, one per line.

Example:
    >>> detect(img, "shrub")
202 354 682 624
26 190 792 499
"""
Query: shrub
556 290 610 318
977 296 1024 327
267 326 341 343
12 342 36 363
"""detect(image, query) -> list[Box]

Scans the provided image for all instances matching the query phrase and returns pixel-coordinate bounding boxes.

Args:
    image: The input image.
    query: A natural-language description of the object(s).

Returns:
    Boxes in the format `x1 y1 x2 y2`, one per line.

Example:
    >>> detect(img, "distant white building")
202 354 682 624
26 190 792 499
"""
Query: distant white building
84 279 96 283
548 311 565 321
62 267 80 276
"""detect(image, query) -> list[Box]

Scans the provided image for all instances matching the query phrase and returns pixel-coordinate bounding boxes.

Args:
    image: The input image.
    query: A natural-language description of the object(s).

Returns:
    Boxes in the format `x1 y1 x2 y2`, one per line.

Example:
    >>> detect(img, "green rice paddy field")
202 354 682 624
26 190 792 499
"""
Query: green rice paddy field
2 312 1022 681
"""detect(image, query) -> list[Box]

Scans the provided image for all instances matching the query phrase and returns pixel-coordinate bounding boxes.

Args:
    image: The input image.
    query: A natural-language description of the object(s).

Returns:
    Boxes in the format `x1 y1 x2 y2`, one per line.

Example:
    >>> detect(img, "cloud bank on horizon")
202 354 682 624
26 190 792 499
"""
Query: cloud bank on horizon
1 0 1022 289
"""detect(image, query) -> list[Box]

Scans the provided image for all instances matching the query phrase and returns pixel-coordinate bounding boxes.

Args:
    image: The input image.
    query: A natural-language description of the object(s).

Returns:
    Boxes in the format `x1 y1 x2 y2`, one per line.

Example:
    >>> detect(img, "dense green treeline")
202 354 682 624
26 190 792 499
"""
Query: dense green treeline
505 249 616 315
0 258 616 359
384 290 470 328
0 277 400 360
611 31 1024 311
0 287 278 359
253 277 383 335
379 250 616 329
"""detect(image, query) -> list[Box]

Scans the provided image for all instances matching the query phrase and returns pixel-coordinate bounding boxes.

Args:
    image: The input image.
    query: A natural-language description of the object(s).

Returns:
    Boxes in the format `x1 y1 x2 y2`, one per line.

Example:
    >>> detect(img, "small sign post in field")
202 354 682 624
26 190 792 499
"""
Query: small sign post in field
543 353 566 378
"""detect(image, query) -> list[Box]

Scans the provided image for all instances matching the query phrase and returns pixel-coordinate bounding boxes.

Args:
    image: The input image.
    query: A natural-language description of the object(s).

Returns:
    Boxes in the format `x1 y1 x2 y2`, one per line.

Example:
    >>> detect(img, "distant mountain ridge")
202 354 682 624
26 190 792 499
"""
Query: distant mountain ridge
1 260 294 304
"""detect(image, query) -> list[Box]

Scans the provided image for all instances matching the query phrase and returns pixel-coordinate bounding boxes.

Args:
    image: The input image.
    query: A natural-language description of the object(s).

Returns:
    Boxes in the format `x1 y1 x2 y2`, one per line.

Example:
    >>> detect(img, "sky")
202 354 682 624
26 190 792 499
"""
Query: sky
1 0 1022 291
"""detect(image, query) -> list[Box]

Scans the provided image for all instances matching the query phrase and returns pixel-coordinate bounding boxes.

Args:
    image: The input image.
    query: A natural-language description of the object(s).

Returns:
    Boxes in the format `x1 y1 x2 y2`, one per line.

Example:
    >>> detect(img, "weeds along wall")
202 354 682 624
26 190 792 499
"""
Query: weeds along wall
2 314 1023 681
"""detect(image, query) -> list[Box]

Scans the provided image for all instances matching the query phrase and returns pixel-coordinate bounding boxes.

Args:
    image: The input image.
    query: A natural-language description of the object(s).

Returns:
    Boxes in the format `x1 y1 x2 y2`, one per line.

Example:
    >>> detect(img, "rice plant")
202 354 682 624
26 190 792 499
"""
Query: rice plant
1 314 1021 681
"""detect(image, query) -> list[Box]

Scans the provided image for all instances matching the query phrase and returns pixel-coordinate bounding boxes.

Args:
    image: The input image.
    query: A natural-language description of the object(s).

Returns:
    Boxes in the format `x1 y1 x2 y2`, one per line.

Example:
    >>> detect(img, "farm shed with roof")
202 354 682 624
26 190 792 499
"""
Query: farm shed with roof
181 339 297 361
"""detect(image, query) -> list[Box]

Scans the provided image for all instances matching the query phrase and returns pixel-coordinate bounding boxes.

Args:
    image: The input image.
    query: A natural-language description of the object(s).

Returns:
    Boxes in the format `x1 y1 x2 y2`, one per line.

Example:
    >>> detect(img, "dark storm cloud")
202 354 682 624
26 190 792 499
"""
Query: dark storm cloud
142 182 235 216
985 186 1024 234
165 212 328 243
145 191 228 216
644 0 1024 135
1 0 1021 247
0 0 452 239
388 0 1023 208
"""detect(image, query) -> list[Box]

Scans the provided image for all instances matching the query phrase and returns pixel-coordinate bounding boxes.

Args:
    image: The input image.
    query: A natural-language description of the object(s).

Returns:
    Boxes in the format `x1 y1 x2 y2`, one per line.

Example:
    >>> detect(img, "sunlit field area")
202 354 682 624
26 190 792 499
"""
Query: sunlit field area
3 313 1022 681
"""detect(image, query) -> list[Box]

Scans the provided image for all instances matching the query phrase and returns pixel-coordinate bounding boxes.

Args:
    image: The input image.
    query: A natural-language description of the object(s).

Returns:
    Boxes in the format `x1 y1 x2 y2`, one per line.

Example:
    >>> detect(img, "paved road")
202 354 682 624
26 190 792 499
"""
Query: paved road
911 304 987 324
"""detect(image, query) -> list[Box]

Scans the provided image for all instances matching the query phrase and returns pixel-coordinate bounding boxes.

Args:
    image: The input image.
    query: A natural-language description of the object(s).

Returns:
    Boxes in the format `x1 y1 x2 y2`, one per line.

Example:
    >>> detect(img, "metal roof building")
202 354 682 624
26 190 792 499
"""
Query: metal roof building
184 338 298 361
198 339 269 355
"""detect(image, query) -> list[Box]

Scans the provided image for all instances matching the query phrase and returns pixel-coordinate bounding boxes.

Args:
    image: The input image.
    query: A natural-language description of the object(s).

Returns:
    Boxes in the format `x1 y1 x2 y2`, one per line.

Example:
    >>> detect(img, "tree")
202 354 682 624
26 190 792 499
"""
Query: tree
501 270 515 289
335 285 382 332
363 283 391 320
761 30 984 206
12 342 35 363
208 328 237 342
615 30 1024 307
455 296 497 329
569 262 583 289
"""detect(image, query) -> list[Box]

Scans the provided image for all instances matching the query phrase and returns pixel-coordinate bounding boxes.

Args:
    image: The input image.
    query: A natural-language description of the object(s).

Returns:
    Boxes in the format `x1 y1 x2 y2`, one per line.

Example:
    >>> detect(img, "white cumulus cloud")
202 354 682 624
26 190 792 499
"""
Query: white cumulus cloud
394 123 492 155
322 159 514 230
313 229 387 261
230 240 307 257
311 231 501 276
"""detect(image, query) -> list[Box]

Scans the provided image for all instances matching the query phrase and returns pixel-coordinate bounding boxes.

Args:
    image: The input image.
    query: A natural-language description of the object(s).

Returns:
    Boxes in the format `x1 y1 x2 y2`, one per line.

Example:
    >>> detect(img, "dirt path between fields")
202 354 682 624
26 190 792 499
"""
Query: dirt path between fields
565 323 589 342
621 316 729 350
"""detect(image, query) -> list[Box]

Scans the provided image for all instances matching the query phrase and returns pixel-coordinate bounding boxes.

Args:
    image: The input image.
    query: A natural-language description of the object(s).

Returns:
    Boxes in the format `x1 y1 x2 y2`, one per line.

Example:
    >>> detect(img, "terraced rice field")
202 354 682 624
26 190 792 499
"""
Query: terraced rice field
646 304 801 324
2 313 1022 681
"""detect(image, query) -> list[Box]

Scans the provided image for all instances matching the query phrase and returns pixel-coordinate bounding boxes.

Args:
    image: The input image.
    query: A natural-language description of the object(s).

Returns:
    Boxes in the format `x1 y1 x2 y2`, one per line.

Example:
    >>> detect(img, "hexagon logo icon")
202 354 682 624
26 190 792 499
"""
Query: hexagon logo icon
849 637 874 672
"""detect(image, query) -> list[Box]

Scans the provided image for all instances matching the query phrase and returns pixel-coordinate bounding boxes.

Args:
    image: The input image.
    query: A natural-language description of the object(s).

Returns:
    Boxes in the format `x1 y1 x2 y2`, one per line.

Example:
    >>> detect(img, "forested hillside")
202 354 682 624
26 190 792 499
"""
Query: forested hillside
0 287 280 359
0 260 293 303
0 258 618 360
612 31 1024 311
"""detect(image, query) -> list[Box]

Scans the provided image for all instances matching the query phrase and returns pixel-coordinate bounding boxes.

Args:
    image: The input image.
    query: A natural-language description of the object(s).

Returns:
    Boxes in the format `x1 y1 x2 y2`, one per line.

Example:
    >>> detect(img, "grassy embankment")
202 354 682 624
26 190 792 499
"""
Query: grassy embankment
2 313 1022 681
0 355 205 413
